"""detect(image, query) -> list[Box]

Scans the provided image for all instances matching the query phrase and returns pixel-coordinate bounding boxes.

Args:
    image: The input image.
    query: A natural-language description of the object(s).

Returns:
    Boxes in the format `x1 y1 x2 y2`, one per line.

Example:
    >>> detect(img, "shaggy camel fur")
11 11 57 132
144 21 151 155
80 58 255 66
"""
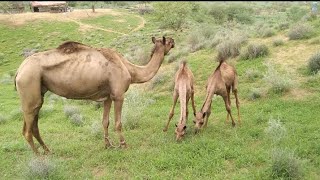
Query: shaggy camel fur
194 58 240 133
163 61 196 141
15 36 175 154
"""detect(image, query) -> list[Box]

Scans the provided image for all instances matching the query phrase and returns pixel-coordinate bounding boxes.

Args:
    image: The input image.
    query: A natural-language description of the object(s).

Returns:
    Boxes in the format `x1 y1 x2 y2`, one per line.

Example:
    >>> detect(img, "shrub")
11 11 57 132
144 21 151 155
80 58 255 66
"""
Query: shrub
0 73 13 84
272 39 284 47
286 5 308 22
308 52 320 74
248 88 262 101
70 114 84 126
91 121 103 138
21 48 38 58
240 43 269 60
257 27 275 38
216 40 241 61
63 105 80 118
245 69 262 81
167 47 189 63
263 63 293 94
270 148 304 179
0 113 8 124
265 117 287 144
27 157 56 179
278 22 289 30
288 23 314 40
153 2 193 30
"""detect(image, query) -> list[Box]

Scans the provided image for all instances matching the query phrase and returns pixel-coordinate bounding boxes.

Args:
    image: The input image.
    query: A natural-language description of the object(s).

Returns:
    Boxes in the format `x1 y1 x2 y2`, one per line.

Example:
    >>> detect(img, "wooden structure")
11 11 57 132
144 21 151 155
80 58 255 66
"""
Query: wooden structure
30 1 67 13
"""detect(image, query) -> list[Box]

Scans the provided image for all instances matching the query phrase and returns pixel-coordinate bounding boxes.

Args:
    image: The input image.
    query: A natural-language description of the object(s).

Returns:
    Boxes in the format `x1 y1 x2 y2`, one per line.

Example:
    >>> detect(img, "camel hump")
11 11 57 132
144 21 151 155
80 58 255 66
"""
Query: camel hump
57 41 91 54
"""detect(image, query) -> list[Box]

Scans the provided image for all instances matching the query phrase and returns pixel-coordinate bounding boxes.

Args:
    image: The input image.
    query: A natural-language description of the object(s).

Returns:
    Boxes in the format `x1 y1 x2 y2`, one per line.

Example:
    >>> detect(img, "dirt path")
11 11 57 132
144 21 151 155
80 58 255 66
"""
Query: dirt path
0 9 146 35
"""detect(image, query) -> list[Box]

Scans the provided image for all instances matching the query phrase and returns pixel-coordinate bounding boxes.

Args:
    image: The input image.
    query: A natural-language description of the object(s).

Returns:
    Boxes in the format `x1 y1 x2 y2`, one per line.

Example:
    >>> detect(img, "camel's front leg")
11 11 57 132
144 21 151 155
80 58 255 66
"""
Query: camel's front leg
102 97 113 148
163 91 178 132
114 97 127 148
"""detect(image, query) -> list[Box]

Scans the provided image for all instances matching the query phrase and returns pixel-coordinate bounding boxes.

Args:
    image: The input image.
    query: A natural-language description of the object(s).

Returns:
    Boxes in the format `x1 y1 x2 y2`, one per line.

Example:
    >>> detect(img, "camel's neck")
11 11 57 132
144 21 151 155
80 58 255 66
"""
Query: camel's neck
122 47 165 84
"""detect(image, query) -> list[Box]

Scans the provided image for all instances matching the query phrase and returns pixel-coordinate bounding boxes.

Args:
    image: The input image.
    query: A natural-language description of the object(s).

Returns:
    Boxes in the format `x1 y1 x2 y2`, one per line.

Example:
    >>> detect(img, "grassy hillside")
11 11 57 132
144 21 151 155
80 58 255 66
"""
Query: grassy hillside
0 2 320 179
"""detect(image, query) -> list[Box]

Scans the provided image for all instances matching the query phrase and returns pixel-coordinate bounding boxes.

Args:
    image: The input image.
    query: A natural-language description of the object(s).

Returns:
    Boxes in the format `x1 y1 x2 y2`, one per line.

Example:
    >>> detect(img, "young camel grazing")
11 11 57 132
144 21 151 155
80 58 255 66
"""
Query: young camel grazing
194 58 240 133
163 61 196 141
14 36 175 154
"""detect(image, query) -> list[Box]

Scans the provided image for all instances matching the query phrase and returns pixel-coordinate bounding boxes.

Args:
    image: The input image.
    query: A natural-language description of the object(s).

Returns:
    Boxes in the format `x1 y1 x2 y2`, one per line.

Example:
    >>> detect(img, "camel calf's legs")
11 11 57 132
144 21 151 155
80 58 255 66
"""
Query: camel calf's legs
102 97 112 148
223 96 235 127
233 89 241 125
163 91 178 132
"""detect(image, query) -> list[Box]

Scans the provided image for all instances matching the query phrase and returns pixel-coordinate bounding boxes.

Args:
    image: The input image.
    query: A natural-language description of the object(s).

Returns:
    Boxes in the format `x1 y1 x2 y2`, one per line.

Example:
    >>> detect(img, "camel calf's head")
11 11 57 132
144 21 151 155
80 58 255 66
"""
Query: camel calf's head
175 123 186 141
193 112 206 133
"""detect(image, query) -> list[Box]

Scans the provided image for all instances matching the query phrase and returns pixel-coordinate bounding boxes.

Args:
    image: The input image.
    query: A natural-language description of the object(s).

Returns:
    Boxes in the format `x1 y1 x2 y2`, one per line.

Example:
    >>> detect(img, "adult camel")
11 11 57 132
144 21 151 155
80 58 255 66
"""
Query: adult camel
15 36 175 154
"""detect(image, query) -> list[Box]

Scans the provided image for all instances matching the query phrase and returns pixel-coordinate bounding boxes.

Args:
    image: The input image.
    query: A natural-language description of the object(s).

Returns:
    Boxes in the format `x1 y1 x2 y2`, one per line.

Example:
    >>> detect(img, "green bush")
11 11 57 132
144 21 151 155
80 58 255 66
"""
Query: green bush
27 157 56 179
308 52 320 74
216 40 242 61
245 69 262 81
240 43 269 60
286 5 308 22
288 23 314 40
206 3 254 24
270 148 304 179
153 2 193 30
263 63 293 94
272 39 284 47
248 88 262 101
257 27 275 38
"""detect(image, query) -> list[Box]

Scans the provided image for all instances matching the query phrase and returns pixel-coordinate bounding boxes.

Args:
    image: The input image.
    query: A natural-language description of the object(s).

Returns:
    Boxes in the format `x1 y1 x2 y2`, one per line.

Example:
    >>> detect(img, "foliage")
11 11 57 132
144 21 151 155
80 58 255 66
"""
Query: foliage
288 23 314 40
286 5 308 22
308 52 320 74
270 148 304 179
272 39 284 47
263 62 293 94
153 2 193 30
240 43 269 60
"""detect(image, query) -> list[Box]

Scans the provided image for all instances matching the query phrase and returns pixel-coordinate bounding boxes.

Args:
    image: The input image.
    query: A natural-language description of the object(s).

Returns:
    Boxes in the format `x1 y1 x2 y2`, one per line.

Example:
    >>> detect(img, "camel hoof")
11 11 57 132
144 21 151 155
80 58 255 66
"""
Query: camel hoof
163 128 167 132
232 123 236 127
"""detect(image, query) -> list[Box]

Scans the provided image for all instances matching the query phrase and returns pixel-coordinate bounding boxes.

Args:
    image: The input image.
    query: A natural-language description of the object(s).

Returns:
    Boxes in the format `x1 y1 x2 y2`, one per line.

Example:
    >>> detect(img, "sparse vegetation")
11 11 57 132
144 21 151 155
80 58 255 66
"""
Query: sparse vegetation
263 63 293 94
308 52 320 74
0 2 319 179
270 148 304 179
272 39 284 46
288 23 314 40
240 43 269 60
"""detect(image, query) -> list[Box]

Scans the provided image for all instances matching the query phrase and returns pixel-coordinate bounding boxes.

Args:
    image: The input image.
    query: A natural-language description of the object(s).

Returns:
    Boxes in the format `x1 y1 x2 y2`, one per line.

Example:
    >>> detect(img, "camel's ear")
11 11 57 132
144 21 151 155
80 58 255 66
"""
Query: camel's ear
183 125 187 130
162 36 166 45
175 123 178 127
202 112 206 118
152 37 156 44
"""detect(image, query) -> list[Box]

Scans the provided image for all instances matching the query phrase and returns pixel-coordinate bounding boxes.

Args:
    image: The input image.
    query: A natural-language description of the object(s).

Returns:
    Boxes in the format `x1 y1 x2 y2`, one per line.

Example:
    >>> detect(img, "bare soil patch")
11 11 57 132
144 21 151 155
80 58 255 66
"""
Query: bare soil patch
0 9 122 26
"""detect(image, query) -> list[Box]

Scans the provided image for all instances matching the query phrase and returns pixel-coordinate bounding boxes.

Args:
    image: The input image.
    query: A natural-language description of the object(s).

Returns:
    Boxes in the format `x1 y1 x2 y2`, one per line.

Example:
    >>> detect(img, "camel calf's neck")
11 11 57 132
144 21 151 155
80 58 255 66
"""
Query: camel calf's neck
163 61 196 141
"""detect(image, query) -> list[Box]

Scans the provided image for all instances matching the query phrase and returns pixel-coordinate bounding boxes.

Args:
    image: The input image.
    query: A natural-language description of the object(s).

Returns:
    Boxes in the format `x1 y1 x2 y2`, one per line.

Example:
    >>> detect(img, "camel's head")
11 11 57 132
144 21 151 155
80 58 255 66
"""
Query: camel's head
193 111 206 134
152 36 175 55
175 123 186 141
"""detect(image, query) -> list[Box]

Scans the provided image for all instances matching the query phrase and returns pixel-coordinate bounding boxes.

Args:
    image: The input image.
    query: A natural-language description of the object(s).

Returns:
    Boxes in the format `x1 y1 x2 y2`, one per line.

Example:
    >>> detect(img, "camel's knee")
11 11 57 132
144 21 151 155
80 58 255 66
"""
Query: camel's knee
115 122 122 131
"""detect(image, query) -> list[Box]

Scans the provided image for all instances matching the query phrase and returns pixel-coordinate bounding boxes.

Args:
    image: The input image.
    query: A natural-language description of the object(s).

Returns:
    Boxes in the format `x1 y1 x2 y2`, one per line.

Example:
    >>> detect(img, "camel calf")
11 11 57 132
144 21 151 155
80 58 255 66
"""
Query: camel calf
163 61 196 141
194 58 240 133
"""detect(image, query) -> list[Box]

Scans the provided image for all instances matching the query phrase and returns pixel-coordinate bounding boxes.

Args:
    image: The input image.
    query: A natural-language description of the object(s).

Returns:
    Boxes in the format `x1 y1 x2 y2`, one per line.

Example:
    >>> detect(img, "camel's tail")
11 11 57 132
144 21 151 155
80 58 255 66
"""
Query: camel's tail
14 71 18 91
180 60 188 70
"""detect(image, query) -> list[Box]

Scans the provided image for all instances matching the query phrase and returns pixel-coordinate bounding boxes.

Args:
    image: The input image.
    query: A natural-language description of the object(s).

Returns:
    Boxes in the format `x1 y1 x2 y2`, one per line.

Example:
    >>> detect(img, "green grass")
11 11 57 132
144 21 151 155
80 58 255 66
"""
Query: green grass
0 2 320 179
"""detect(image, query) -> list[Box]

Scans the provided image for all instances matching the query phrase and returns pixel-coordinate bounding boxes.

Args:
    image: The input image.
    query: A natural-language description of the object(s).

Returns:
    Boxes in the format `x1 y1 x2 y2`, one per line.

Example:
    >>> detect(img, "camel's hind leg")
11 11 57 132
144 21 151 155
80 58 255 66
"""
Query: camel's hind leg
102 96 113 148
232 75 241 125
17 73 45 154
223 95 235 127
226 86 231 123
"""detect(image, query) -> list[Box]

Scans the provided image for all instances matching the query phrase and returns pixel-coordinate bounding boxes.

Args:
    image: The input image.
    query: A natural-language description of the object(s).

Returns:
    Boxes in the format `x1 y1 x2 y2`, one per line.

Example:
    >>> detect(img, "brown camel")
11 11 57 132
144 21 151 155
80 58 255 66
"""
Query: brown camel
14 36 175 154
163 60 196 141
194 58 240 133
